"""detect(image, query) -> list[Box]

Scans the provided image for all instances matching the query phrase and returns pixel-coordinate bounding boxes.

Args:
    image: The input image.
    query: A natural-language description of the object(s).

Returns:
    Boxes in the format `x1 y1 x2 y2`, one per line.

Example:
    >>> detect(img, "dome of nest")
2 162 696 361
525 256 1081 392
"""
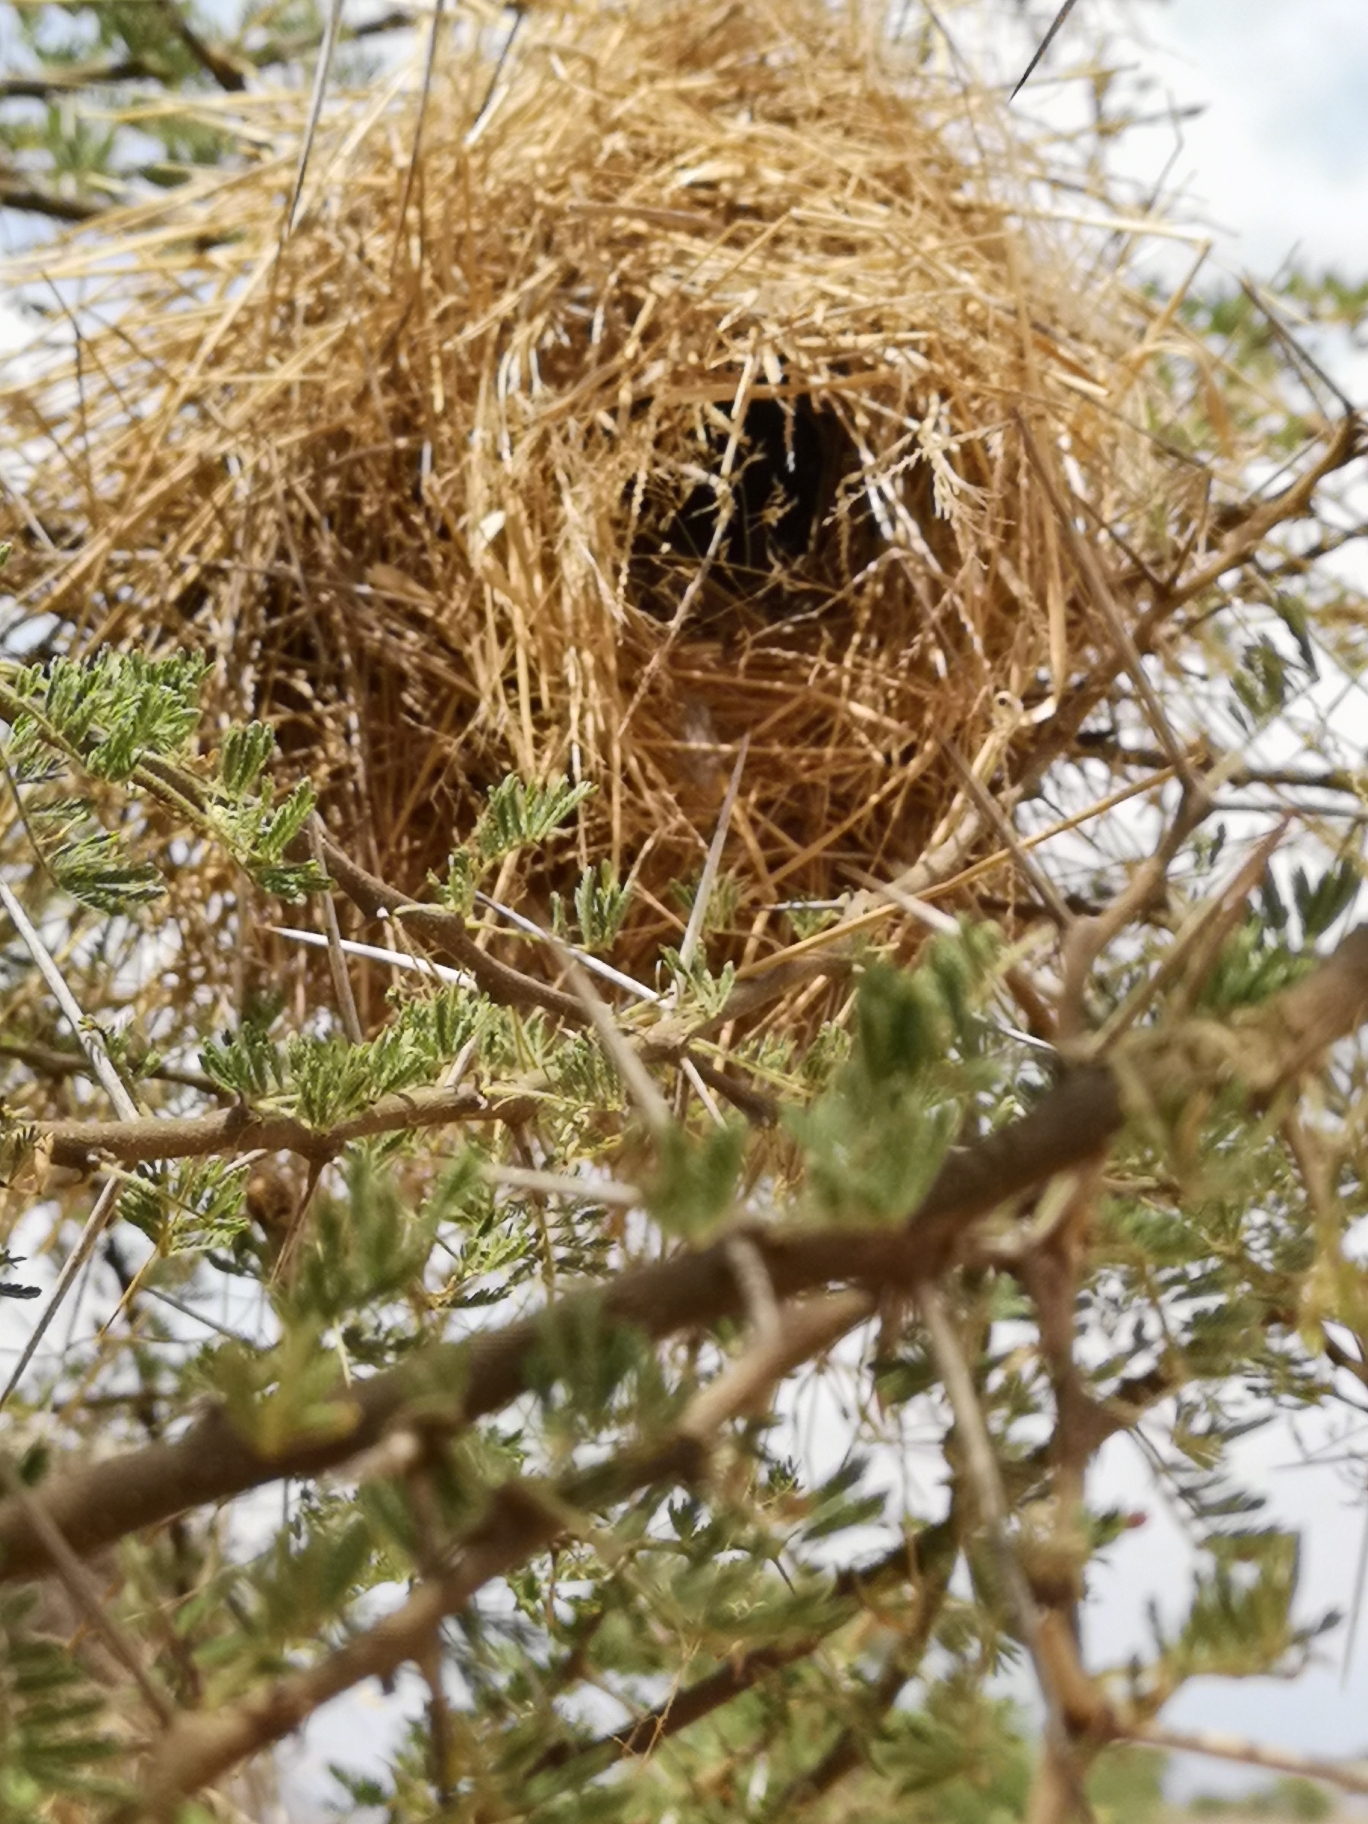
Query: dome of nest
0 0 1219 993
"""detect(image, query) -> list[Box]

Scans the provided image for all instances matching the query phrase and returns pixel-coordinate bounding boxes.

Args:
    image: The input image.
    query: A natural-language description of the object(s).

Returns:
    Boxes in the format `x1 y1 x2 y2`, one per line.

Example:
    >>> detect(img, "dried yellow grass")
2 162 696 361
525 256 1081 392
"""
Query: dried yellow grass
0 0 1255 995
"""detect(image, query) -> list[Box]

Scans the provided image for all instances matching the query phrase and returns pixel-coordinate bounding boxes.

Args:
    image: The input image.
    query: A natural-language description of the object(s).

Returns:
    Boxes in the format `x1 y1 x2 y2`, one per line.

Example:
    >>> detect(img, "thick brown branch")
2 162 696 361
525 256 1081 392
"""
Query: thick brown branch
34 1081 535 1173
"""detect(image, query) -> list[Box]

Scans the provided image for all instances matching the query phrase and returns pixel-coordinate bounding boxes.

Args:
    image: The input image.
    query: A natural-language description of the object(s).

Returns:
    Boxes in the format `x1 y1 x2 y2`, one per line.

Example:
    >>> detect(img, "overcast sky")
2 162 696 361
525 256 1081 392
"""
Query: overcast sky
1139 0 1368 280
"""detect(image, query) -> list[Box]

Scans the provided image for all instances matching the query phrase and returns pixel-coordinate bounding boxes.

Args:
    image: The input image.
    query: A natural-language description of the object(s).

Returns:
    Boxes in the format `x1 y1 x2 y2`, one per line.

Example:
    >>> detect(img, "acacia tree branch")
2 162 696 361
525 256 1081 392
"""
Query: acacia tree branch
0 1176 122 1412
1071 733 1366 799
918 1287 1082 1767
0 1450 171 1723
0 10 413 103
1018 414 1189 782
0 1062 1126 1583
0 706 795 1049
142 1468 618 1817
759 1508 962 1820
303 826 816 1044
0 58 165 99
1163 415 1362 615
308 830 585 1023
0 178 109 222
1125 1723 1368 1800
533 1532 944 1776
1322 1331 1368 1390
1015 414 1363 804
33 1079 537 1173
0 1036 223 1096
148 0 248 90
765 1652 919 1818
240 8 417 67
142 1289 873 1813
4 923 1368 1585
1057 786 1208 1043
19 734 584 1029
0 878 140 1120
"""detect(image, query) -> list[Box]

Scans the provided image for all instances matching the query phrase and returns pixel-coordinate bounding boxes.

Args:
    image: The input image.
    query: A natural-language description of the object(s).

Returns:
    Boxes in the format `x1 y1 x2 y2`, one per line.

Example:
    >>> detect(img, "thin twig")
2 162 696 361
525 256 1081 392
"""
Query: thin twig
151 0 248 90
269 923 471 985
1018 415 1191 784
1086 816 1291 1051
917 1284 1084 1783
1126 1723 1368 1799
0 1451 172 1722
310 828 584 1022
723 1234 782 1346
0 1177 122 1411
141 1283 257 1344
284 0 346 236
1056 788 1210 1041
553 944 672 1140
310 816 364 1043
943 737 1073 928
481 1162 641 1206
678 735 749 975
0 880 139 1121
681 1054 727 1126
681 1290 872 1442
0 1034 221 1096
389 0 446 276
465 5 523 145
536 1533 933 1775
475 892 660 1002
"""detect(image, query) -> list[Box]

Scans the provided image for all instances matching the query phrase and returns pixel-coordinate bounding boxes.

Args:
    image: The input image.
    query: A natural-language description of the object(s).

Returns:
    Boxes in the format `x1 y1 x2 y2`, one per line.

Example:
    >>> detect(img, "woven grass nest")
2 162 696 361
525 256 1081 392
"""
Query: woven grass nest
1 0 1244 1002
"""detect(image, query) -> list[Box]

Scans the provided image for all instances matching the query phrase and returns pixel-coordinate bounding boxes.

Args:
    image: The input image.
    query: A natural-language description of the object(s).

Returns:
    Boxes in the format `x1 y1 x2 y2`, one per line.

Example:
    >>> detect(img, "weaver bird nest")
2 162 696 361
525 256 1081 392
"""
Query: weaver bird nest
1 0 1337 1013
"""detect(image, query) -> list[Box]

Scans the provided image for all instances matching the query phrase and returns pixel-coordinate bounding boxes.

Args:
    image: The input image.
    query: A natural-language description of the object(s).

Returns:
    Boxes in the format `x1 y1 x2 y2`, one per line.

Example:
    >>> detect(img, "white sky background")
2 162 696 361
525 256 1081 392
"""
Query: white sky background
5 0 1368 1808
1125 0 1368 281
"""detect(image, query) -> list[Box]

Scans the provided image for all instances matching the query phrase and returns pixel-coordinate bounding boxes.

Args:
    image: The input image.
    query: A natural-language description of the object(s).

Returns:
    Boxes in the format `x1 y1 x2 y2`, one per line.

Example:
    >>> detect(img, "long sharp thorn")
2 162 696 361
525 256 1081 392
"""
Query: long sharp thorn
1011 0 1082 101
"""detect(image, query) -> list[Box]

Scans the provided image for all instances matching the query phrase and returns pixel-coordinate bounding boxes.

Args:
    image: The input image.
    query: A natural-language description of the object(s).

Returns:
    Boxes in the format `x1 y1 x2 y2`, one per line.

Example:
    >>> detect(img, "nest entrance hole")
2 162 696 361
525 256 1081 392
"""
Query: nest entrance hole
632 393 864 621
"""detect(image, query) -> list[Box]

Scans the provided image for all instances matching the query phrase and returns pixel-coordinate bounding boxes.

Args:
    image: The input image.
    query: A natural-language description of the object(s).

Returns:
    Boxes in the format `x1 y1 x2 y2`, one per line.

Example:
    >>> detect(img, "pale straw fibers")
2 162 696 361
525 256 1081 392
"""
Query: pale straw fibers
0 0 1251 998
